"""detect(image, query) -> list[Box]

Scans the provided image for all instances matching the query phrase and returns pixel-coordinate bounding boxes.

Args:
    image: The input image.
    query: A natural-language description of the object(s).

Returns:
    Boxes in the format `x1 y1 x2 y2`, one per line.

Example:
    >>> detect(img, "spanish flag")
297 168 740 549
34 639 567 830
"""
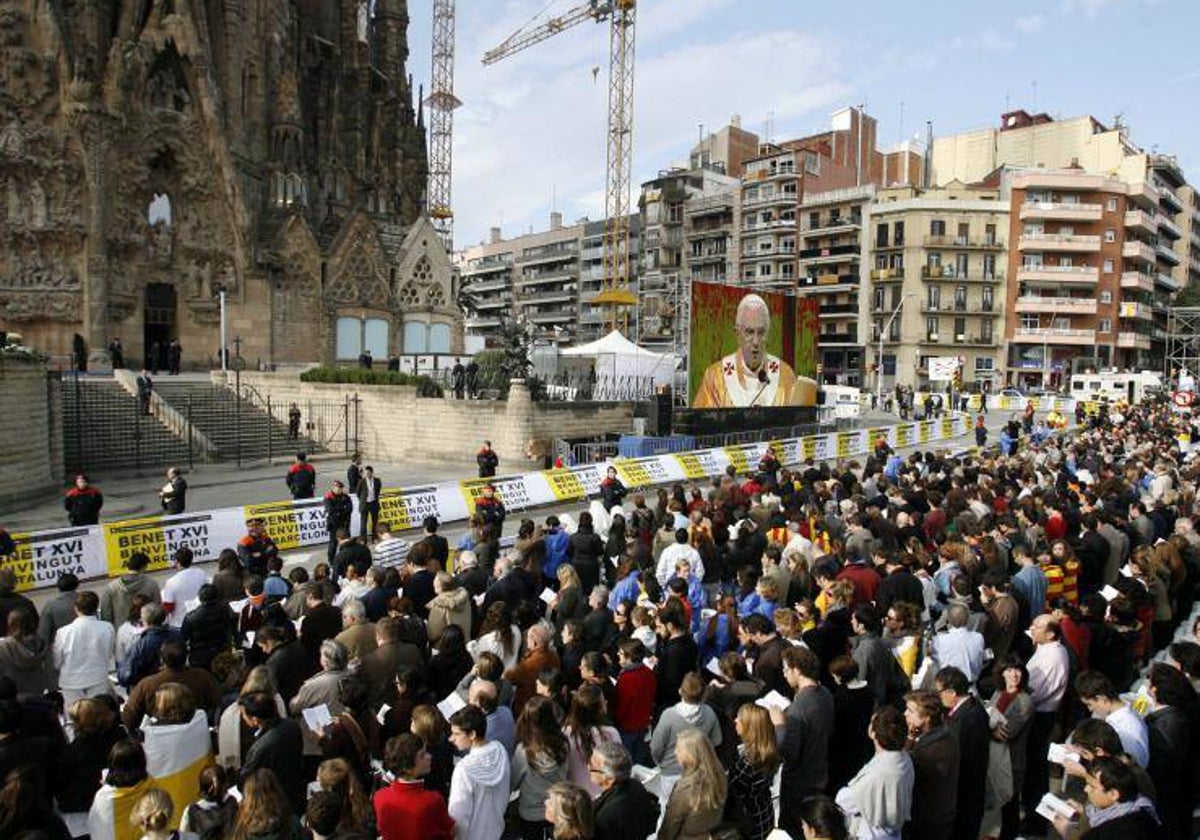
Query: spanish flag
142 710 214 828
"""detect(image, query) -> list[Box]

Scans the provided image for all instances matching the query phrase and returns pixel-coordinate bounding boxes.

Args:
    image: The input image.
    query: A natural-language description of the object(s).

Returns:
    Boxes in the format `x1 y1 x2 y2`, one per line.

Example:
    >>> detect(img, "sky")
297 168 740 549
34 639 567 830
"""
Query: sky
401 0 1200 251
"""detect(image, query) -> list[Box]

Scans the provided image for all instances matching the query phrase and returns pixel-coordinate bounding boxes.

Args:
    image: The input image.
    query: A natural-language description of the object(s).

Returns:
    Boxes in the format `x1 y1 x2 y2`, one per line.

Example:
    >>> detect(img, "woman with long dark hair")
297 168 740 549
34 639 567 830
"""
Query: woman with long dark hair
0 765 71 840
469 602 521 670
511 696 570 840
427 625 474 699
563 685 620 797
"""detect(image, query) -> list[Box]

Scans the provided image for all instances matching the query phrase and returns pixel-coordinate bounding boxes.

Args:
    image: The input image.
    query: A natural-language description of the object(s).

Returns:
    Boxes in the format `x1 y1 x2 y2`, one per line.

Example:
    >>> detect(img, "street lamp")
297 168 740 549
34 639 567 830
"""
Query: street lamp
877 293 914 409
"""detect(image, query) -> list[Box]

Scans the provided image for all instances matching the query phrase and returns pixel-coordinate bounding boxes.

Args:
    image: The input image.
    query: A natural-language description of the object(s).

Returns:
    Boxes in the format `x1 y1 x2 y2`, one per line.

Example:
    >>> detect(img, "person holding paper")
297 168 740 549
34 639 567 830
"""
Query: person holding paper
1023 615 1071 830
291 639 350 757
771 645 835 839
1051 756 1159 839
1075 672 1150 768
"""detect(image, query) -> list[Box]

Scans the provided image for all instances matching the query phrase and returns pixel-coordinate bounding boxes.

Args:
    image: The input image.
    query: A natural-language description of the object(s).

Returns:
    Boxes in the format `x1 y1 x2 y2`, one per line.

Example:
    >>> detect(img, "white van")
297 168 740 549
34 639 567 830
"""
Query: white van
1068 371 1164 404
823 385 864 418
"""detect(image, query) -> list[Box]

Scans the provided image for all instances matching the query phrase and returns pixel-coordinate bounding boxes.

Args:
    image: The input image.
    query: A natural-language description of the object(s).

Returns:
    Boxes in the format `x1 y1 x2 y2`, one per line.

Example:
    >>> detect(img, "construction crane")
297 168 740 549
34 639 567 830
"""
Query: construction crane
427 0 461 250
484 0 639 334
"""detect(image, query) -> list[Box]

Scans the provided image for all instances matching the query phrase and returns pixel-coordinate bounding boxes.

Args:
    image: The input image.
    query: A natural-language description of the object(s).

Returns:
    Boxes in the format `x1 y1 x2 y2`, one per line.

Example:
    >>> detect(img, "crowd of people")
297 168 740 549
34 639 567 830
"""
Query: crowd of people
1 394 1199 840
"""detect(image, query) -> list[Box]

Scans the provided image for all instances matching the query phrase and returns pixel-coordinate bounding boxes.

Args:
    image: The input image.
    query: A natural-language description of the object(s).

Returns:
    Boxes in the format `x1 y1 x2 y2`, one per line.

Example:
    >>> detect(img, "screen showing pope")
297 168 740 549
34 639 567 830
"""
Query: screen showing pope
692 293 818 408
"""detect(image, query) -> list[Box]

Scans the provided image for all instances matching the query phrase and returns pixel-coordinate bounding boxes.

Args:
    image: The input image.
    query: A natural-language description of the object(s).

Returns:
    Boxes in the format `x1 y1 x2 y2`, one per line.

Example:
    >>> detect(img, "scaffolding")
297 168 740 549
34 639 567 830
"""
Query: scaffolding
1167 307 1200 380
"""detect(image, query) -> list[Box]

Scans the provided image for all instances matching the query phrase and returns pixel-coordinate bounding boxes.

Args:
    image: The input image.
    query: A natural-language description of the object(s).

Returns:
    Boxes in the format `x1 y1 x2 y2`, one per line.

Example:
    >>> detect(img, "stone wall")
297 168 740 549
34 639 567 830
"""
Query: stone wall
225 372 635 468
0 359 61 510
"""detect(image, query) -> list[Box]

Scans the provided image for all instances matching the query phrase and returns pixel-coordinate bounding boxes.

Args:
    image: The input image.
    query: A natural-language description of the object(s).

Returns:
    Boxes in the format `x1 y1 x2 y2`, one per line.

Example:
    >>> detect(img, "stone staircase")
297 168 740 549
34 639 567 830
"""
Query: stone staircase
61 379 195 474
150 380 328 464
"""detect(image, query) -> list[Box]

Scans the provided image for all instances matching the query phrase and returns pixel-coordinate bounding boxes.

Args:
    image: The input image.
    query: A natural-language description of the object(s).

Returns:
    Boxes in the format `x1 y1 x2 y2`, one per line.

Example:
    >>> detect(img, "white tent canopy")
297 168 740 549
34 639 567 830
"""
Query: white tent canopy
559 330 679 399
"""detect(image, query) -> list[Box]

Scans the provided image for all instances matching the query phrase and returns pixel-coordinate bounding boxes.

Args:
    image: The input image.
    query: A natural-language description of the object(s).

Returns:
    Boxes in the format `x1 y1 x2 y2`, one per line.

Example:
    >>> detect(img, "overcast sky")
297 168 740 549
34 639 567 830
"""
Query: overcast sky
402 0 1200 250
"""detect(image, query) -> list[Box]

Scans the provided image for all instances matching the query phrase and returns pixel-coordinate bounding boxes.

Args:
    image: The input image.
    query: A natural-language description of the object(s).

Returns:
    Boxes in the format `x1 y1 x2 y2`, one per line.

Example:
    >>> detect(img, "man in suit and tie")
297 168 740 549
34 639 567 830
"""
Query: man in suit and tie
936 667 991 840
356 465 382 543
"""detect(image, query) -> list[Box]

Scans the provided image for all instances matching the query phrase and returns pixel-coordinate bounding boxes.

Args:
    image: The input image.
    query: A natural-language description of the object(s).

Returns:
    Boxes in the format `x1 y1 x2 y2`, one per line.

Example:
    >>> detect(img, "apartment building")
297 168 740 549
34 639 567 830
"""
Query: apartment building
797 185 874 386
1174 184 1200 291
1006 166 1182 387
867 183 1010 391
578 216 642 343
458 213 641 346
689 118 761 179
639 167 738 350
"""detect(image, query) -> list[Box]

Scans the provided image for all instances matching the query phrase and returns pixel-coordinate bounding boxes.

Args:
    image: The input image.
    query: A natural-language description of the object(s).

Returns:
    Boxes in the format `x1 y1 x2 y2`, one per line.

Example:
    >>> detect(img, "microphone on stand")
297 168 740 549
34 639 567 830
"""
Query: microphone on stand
748 368 770 406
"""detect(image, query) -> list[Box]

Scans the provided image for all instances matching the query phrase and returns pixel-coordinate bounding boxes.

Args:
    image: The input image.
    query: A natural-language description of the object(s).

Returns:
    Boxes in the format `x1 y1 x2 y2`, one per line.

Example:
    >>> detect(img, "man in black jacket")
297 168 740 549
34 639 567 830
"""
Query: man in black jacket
904 689 960 840
772 645 834 839
240 691 305 814
258 624 312 706
476 440 498 477
323 481 353 565
159 466 187 515
356 465 382 542
937 667 990 840
875 552 924 614
591 741 660 840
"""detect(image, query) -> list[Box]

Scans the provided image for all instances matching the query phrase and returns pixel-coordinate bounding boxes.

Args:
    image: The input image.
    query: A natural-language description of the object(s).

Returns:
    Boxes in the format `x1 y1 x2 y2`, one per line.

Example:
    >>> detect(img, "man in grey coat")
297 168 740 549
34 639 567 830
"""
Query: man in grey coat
290 639 349 755
850 604 897 708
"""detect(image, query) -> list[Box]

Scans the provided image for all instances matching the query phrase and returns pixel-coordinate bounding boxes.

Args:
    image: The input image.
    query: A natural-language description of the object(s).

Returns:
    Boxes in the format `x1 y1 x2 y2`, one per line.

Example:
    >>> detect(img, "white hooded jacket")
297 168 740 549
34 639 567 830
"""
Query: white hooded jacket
448 739 511 840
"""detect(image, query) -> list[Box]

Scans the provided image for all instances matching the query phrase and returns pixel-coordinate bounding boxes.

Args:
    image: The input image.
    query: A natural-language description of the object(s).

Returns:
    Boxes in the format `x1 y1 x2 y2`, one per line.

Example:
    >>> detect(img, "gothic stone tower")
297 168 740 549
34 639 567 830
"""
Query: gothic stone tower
0 0 460 367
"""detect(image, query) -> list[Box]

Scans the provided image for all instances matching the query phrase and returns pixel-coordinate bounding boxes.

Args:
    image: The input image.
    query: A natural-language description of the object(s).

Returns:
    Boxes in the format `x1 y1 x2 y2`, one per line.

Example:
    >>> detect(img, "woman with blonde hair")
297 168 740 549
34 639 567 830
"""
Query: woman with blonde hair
130 788 190 840
553 565 587 634
724 704 781 840
544 781 595 840
411 704 454 800
659 728 728 840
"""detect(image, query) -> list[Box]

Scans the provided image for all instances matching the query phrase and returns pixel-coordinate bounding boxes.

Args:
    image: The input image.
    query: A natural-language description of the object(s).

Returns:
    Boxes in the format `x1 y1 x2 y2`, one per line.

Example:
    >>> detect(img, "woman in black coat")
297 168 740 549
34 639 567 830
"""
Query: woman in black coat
568 511 605 595
55 696 126 813
426 625 474 700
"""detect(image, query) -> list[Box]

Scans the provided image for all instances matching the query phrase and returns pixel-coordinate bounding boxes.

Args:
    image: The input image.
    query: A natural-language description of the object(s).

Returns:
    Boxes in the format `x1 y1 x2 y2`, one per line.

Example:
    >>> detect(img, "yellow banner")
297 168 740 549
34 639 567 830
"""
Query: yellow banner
244 500 303 551
460 476 533 515
895 424 911 448
674 453 710 481
836 432 852 457
941 417 954 437
801 436 817 460
723 446 751 475
544 469 587 501
919 422 932 443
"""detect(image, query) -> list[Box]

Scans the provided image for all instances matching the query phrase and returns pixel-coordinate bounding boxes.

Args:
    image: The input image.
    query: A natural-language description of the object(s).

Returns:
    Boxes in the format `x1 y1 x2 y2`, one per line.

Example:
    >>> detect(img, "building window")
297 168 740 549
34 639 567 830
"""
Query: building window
975 357 995 373
1106 197 1118 212
981 319 993 342
931 219 946 236
883 354 896 375
810 212 820 229
894 222 905 246
337 316 390 360
889 318 900 340
983 254 997 277
1099 318 1111 333
956 222 969 244
758 264 772 277
954 317 966 340
1020 314 1039 329
873 287 884 310
1104 229 1116 243
876 223 888 247
1103 259 1114 273
982 288 993 311
954 286 967 311
872 319 882 340
1100 291 1112 304
927 286 940 309
926 316 939 339
985 224 997 245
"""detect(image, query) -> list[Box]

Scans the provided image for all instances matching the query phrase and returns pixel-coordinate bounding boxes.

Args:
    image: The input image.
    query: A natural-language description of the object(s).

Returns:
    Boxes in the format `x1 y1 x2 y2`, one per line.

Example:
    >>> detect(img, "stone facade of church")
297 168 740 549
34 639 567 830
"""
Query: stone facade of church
0 0 461 367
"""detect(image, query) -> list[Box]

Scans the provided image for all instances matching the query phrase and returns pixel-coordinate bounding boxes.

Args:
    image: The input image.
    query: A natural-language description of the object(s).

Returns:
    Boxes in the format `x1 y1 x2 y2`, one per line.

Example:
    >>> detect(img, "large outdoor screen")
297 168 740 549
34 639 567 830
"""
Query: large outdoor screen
688 281 819 408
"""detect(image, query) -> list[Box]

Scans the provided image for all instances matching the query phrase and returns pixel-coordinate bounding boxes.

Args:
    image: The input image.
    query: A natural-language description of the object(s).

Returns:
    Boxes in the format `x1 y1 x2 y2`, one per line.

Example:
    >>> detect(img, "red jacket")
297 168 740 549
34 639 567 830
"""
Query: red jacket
837 562 882 607
374 780 455 840
613 663 656 733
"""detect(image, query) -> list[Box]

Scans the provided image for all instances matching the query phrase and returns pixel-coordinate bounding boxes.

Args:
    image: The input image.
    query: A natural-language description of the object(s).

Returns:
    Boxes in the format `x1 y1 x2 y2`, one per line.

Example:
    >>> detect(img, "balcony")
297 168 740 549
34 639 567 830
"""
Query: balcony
465 316 502 329
870 268 903 280
688 250 727 265
1116 332 1152 349
802 215 862 236
518 289 575 306
1120 271 1155 292
1124 210 1158 235
818 332 858 345
741 246 796 262
920 302 995 315
743 191 798 209
515 270 577 288
1156 243 1181 265
1020 201 1104 222
1118 301 1153 321
1122 240 1158 265
920 266 1002 283
1158 188 1184 213
527 310 575 324
919 333 996 347
798 243 860 262
1158 215 1182 240
742 217 797 233
1011 328 1097 345
1156 272 1181 292
519 247 577 267
465 277 510 293
1014 297 1098 315
1018 233 1102 252
474 297 512 311
800 273 860 289
818 303 859 317
1016 265 1099 285
924 235 1005 250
